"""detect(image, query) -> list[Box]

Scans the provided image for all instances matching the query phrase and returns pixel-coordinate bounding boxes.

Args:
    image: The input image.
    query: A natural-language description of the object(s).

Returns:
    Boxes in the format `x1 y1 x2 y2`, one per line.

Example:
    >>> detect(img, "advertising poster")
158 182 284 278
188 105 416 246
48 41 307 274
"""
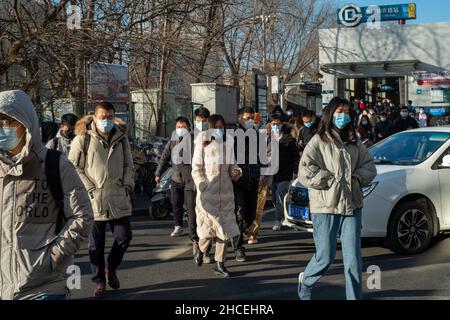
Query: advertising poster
89 63 129 103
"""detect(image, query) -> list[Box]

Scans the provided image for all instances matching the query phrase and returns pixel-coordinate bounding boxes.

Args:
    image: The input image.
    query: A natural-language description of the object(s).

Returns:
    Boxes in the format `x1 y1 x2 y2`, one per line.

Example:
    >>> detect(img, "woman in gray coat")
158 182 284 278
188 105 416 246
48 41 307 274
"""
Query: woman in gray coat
297 97 377 300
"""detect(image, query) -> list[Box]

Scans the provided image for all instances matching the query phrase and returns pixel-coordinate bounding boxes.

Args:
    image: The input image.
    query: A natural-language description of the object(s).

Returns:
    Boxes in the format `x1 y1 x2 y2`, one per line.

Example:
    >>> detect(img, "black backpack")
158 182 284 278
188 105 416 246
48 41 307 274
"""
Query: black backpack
45 149 67 234
52 137 59 150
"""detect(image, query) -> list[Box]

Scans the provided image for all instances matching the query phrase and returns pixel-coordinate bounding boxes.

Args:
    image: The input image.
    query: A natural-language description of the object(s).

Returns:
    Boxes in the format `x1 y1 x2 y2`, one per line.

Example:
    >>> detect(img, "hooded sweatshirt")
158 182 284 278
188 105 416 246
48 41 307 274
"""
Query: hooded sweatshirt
0 90 93 300
46 130 74 156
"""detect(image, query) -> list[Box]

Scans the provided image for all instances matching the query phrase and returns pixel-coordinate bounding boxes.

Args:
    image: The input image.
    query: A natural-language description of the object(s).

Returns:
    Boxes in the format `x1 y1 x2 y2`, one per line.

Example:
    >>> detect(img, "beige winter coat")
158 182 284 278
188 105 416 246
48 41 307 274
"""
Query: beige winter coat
298 130 377 216
191 132 241 241
68 116 134 221
0 90 93 300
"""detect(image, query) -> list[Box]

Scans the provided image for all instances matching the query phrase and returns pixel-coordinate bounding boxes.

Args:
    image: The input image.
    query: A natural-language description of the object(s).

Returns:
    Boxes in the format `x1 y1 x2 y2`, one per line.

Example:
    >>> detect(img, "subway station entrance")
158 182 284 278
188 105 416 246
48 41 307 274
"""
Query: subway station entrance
322 60 421 105
337 77 402 105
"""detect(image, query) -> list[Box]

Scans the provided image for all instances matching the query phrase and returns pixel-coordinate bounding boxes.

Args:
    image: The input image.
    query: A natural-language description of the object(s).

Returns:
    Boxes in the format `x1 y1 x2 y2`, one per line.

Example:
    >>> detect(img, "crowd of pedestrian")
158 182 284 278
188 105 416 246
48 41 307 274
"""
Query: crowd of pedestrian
0 88 442 301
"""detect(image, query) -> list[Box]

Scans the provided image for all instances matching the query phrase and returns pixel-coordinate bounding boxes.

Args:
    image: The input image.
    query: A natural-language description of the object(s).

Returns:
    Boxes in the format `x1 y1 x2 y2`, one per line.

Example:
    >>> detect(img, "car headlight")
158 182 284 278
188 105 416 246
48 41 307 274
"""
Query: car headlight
362 182 378 198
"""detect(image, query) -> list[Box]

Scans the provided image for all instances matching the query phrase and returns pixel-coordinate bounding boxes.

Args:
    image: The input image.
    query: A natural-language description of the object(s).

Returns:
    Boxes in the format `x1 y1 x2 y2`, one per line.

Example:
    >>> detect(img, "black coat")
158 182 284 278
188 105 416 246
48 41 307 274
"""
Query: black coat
274 134 299 183
233 124 261 188
393 116 419 134
375 121 393 141
297 122 319 152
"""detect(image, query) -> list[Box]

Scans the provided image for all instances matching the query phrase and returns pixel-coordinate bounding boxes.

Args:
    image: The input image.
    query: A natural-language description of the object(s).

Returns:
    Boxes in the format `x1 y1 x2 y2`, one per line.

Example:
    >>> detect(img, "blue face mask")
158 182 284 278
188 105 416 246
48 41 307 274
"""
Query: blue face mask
0 127 22 151
401 111 409 118
243 119 254 129
176 128 189 137
195 121 207 132
333 113 351 129
271 124 282 133
96 119 114 133
212 128 224 139
304 122 313 128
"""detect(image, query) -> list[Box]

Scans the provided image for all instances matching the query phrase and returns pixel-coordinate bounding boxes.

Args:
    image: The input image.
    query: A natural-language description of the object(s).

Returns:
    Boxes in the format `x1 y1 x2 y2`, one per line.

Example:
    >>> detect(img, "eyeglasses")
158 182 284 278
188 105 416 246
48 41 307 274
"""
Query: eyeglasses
0 119 20 128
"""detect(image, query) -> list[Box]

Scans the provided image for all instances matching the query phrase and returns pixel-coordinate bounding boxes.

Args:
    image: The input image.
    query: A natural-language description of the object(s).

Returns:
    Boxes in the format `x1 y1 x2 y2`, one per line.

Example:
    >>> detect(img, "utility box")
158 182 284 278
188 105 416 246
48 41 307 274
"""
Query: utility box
131 89 175 138
191 83 238 124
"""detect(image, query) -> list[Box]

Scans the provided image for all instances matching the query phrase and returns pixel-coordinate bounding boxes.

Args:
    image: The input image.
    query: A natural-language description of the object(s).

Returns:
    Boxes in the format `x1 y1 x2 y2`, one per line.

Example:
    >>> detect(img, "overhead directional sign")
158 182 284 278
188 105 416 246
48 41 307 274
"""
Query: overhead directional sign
337 3 416 27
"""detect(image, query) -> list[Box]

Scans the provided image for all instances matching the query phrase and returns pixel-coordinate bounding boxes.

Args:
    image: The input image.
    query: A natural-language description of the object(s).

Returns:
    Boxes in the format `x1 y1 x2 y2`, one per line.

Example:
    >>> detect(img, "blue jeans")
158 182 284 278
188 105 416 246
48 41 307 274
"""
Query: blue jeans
303 210 363 300
272 181 290 222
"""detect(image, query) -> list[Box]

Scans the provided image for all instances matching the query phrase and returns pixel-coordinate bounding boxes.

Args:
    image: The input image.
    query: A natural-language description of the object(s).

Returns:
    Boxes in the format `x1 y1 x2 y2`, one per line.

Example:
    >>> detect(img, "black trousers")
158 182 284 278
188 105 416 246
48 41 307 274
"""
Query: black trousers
88 216 133 284
170 181 198 242
233 182 259 250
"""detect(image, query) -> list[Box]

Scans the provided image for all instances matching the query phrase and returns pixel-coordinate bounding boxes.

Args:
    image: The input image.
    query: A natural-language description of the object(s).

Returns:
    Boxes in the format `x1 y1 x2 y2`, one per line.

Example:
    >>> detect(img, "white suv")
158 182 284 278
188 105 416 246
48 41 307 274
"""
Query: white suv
284 126 450 254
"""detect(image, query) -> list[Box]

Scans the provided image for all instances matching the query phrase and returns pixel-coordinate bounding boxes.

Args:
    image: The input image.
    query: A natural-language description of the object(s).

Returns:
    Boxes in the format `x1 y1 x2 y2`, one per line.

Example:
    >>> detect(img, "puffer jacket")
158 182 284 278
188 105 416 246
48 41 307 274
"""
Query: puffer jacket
46 130 74 156
0 90 93 300
192 132 241 241
298 130 377 216
68 116 134 221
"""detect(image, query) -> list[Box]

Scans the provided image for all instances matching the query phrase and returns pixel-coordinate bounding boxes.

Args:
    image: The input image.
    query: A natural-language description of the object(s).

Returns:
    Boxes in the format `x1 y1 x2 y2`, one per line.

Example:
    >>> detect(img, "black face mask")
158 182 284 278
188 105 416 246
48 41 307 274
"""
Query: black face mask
62 130 75 139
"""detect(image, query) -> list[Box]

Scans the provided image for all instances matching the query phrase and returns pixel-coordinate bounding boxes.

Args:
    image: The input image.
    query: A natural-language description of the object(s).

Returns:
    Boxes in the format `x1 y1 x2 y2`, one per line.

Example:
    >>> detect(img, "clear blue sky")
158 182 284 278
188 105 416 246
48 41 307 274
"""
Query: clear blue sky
337 0 450 24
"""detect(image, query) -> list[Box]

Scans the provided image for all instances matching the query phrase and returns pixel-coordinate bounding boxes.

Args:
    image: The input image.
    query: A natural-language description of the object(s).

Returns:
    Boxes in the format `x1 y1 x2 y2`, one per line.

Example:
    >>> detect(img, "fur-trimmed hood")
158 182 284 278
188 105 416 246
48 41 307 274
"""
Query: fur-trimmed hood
75 115 128 136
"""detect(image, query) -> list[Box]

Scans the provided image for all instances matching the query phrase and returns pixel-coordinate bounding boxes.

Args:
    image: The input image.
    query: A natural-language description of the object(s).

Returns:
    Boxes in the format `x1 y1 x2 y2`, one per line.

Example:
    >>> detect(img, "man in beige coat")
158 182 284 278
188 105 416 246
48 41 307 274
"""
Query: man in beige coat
68 101 134 298
0 90 93 300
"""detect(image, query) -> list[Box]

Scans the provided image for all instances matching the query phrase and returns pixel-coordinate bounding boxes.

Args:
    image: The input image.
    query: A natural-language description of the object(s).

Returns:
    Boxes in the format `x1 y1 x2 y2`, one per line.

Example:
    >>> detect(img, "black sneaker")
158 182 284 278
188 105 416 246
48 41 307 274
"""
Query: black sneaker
235 247 246 262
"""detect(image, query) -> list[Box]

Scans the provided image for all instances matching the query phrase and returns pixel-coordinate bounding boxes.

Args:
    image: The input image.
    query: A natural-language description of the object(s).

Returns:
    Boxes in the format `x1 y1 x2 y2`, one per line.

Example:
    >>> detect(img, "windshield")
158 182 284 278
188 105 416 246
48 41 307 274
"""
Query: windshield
369 131 450 166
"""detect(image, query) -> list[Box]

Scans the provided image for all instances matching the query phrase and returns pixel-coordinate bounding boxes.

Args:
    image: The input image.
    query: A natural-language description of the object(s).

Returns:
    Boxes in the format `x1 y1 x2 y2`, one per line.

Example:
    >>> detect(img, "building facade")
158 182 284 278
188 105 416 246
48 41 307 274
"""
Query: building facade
320 21 450 116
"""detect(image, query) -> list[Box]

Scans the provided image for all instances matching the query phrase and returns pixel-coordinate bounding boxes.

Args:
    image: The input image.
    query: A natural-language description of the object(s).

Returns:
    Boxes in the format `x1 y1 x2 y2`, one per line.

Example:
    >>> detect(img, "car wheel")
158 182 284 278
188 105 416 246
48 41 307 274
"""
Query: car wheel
386 201 434 254
149 200 171 220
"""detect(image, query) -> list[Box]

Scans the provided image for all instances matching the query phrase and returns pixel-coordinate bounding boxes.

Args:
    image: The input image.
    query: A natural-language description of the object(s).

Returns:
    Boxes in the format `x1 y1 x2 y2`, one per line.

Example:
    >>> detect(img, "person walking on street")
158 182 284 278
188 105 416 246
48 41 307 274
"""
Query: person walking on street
246 122 273 244
0 90 93 300
297 110 319 158
155 117 194 237
417 107 429 128
393 106 419 133
357 115 375 147
155 115 213 264
46 113 78 156
270 115 299 231
194 107 210 133
233 107 261 262
286 106 296 125
191 114 242 277
297 97 377 300
69 102 134 298
374 112 393 142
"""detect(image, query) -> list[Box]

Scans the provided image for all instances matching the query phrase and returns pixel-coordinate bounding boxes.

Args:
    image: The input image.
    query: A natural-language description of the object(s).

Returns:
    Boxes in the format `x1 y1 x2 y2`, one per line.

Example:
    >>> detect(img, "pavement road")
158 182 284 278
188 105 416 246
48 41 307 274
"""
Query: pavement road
71 197 450 300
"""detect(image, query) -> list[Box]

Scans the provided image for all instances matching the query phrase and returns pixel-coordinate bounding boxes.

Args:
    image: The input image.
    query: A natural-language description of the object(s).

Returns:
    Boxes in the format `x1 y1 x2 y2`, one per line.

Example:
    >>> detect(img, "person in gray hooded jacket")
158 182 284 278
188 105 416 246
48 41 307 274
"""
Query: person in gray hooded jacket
46 113 78 156
0 90 93 300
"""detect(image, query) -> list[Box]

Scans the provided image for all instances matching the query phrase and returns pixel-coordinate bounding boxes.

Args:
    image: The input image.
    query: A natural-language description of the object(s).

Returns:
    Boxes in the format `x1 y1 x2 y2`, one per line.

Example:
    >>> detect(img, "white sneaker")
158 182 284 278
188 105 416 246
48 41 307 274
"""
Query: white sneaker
272 221 282 231
298 272 311 300
248 236 258 244
170 226 184 237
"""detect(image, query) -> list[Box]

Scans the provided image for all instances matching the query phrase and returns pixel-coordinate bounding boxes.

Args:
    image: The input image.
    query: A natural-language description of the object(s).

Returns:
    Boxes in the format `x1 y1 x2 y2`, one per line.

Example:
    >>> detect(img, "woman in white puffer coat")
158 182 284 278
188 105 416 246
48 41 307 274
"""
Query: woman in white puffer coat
191 114 242 278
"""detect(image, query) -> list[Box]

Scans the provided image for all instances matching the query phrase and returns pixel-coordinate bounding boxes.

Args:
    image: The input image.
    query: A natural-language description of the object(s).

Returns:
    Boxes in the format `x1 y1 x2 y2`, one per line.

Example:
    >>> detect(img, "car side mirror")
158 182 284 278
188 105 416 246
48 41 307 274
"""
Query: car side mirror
441 155 450 168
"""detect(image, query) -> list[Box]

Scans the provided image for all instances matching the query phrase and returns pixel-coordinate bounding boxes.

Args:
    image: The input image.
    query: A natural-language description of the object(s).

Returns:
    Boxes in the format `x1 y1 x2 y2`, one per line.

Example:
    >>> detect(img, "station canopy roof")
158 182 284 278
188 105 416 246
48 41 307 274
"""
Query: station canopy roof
321 59 421 78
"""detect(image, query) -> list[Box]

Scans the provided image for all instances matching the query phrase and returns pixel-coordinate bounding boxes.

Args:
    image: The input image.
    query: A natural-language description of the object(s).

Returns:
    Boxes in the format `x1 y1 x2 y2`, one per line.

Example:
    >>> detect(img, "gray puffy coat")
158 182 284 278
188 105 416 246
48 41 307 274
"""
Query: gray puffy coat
298 131 377 216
